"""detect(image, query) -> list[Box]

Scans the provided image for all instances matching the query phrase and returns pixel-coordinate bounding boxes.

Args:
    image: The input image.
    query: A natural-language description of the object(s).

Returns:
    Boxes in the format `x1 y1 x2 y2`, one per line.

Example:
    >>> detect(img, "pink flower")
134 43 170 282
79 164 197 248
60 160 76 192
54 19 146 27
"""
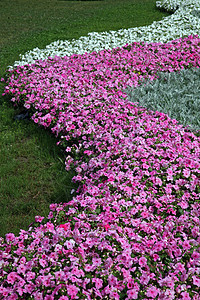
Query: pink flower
122 268 131 280
141 211 149 218
146 286 159 298
35 216 44 223
175 263 185 273
183 168 190 178
2 35 200 300
191 226 199 238
92 257 102 267
155 177 162 186
108 274 118 286
17 264 26 274
39 259 47 268
164 288 175 299
7 272 19 285
5 233 15 243
178 201 189 209
110 291 120 299
182 240 191 250
127 278 135 289
64 239 75 249
71 267 84 278
24 283 35 293
104 223 111 231
138 256 147 267
152 254 159 261
59 223 70 230
6 293 18 300
140 273 150 285
16 286 24 296
33 291 43 300
92 278 103 289
167 168 173 181
0 287 9 297
192 251 200 260
127 288 138 299
181 291 191 300
46 222 54 232
192 276 200 287
67 285 79 298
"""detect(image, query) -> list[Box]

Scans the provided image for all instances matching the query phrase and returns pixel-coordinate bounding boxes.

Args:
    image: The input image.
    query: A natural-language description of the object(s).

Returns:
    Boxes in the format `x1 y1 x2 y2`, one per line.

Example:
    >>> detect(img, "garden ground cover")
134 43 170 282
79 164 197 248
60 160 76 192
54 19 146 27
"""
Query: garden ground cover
0 0 170 238
126 66 200 133
0 0 200 299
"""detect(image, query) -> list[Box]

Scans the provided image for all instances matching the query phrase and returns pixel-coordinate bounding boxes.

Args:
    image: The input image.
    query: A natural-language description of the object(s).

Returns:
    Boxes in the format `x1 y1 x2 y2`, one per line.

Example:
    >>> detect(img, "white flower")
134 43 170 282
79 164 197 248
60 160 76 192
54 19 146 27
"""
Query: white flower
64 239 75 249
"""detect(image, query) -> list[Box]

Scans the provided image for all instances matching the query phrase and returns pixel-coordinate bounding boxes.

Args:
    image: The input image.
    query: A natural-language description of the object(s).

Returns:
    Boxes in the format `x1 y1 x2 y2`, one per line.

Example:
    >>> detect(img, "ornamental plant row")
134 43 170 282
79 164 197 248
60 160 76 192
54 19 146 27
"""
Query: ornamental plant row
1 35 200 299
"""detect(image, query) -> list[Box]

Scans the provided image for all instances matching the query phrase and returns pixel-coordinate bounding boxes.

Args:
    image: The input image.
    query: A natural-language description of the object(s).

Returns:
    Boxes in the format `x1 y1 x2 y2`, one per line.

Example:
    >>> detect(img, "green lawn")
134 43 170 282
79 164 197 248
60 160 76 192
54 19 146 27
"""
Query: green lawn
0 0 171 237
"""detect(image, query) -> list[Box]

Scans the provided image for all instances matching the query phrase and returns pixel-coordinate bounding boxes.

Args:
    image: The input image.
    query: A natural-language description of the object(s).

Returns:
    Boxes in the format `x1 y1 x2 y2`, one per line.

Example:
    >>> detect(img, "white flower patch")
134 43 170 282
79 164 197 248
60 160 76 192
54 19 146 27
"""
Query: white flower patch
9 0 200 69
156 0 200 12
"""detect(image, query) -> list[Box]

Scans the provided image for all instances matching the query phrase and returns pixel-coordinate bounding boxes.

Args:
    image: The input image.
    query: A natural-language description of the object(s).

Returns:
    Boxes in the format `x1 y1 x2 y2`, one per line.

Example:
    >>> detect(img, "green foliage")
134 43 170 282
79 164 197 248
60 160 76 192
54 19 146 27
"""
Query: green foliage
191 10 200 18
126 67 200 134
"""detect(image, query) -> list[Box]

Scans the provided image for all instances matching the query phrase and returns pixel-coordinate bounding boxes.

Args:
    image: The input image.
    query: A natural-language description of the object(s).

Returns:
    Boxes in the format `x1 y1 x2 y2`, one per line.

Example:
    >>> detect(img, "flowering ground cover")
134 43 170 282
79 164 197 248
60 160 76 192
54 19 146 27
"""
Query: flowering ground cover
1 0 170 238
1 1 200 299
1 33 200 299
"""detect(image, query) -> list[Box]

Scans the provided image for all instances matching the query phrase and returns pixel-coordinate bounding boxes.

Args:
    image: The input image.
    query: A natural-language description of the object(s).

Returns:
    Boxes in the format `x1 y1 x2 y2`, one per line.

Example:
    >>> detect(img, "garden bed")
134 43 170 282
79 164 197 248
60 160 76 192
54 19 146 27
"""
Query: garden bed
0 1 200 299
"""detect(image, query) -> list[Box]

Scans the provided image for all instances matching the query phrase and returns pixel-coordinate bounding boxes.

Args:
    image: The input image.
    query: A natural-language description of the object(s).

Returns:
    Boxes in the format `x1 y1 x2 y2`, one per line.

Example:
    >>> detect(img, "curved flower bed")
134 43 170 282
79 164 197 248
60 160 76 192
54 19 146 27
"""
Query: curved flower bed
1 31 200 299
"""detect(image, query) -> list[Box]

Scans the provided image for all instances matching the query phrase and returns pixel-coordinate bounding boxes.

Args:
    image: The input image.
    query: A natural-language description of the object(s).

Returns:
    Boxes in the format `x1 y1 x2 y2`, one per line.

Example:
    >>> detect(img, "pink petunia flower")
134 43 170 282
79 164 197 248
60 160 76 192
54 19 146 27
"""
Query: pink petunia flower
138 256 147 267
59 223 71 231
127 288 138 299
181 291 191 300
7 272 19 285
146 286 159 298
67 285 79 298
192 276 200 287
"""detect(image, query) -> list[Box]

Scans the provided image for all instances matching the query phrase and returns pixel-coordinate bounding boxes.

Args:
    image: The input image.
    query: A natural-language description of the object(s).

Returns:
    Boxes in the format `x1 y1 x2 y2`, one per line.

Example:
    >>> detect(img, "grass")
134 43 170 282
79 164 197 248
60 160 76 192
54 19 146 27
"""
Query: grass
0 0 171 237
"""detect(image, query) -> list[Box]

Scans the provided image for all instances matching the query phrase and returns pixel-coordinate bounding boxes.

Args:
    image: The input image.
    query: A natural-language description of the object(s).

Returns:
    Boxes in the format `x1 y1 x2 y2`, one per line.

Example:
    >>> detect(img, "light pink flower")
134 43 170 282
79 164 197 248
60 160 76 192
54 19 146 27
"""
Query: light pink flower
192 276 200 287
127 288 138 299
7 272 18 285
67 285 79 298
138 256 147 267
146 286 159 298
183 168 191 178
92 278 103 289
181 291 191 300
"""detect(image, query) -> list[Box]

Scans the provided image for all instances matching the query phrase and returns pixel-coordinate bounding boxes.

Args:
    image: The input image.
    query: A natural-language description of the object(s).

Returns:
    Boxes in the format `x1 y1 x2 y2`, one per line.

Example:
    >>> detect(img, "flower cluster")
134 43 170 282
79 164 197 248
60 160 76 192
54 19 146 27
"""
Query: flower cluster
1 34 200 299
156 0 200 12
8 0 200 68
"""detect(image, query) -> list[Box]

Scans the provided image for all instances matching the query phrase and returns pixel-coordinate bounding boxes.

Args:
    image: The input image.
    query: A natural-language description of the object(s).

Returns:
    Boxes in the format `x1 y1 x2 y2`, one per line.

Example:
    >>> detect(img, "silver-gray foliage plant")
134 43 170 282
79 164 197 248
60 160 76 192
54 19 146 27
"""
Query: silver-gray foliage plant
125 67 200 133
